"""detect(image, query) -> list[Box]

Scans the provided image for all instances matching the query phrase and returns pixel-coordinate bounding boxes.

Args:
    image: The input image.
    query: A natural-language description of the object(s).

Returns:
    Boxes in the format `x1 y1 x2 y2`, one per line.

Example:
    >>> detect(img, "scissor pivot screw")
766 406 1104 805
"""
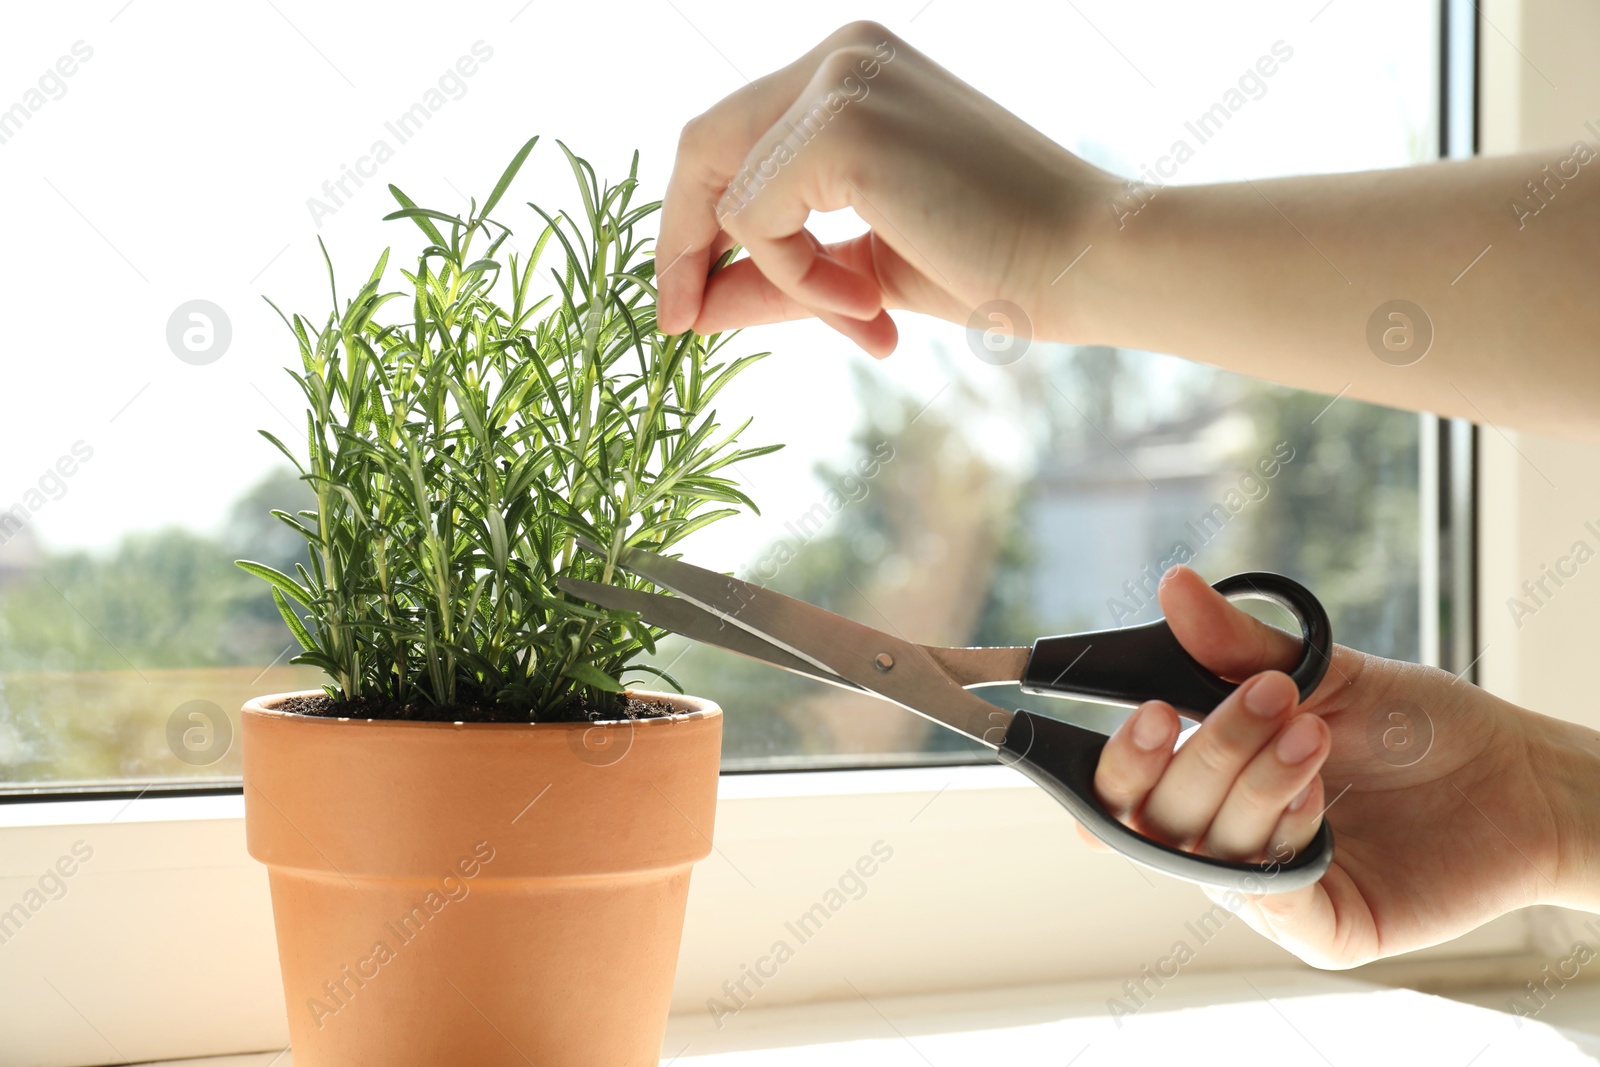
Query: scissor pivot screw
874 653 895 672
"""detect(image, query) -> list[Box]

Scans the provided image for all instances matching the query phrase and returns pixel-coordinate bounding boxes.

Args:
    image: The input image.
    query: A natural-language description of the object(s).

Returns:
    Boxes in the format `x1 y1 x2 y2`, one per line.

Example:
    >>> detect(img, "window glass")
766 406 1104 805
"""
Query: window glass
0 1 1437 789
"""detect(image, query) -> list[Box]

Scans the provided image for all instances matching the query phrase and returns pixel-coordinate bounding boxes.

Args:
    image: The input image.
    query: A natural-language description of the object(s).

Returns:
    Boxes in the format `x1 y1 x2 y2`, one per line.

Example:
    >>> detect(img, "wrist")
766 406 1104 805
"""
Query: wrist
1524 709 1600 911
1042 162 1210 349
1035 156 1130 345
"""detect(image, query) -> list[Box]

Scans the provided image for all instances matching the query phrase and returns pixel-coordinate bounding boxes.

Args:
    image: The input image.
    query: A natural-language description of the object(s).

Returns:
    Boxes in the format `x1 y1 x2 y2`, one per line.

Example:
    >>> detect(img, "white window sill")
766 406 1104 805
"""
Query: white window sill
0 767 1556 1066
127 971 1600 1066
0 762 1030 828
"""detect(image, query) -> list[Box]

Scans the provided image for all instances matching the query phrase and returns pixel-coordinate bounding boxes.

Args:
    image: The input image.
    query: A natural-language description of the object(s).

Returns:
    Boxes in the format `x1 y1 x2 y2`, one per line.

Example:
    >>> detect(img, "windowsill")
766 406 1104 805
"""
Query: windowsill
2 764 1555 1065
0 790 247 828
0 763 1027 829
124 970 1600 1065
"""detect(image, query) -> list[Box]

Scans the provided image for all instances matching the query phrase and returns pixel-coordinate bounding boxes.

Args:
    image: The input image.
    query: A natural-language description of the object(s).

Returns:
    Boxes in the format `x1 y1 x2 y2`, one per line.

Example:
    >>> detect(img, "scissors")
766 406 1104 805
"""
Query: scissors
558 541 1335 894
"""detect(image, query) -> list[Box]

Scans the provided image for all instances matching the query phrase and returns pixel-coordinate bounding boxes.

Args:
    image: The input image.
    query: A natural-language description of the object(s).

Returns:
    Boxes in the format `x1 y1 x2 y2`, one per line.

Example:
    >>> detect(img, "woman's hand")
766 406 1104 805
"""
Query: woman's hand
1090 565 1600 969
656 20 1111 355
661 24 1600 437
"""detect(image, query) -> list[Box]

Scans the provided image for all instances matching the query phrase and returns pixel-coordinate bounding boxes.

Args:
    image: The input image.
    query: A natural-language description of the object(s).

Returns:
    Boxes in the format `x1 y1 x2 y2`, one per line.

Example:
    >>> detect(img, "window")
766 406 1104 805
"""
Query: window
0 1 1447 791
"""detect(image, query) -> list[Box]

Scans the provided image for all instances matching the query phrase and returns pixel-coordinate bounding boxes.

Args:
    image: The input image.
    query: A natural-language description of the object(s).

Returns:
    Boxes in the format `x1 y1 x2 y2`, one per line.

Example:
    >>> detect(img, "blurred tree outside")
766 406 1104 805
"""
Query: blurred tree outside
668 358 1028 766
688 344 1421 768
0 345 1423 785
1212 386 1421 661
1007 345 1420 662
0 470 322 786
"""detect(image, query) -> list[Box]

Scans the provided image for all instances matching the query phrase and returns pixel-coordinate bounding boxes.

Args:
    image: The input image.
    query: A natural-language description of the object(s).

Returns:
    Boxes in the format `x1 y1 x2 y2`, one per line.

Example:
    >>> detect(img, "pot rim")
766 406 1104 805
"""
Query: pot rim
242 688 720 730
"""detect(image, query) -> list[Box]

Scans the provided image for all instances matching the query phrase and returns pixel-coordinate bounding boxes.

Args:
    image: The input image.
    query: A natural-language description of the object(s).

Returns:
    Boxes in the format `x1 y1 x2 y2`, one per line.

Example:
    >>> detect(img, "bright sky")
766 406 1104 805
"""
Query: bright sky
0 0 1434 566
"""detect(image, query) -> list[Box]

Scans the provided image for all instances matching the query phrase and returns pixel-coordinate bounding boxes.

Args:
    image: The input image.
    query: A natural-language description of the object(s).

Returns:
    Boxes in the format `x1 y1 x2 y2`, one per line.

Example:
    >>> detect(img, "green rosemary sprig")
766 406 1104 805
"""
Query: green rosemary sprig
239 136 777 720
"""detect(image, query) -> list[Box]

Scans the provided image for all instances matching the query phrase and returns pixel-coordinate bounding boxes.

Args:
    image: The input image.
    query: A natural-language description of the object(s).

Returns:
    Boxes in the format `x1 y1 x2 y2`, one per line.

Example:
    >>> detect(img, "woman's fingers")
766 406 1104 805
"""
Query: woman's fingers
694 231 926 335
658 23 899 334
708 48 903 341
1201 713 1329 861
1156 565 1303 680
1138 671 1299 847
690 225 900 355
1265 774 1326 861
1091 676 1333 920
1093 700 1181 818
1226 863 1364 971
658 69 821 333
1157 564 1364 720
694 254 811 331
658 96 778 334
804 304 900 358
736 231 884 322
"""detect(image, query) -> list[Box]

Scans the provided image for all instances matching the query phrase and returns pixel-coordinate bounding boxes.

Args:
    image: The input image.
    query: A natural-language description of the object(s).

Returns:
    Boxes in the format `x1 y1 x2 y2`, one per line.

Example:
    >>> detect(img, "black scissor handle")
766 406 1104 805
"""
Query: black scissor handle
1020 571 1333 716
1003 571 1335 893
998 710 1335 892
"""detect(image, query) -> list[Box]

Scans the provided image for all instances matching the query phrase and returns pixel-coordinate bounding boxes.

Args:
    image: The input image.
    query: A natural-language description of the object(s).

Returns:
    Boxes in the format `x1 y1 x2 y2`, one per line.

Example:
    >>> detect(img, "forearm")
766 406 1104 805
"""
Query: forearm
1063 152 1600 440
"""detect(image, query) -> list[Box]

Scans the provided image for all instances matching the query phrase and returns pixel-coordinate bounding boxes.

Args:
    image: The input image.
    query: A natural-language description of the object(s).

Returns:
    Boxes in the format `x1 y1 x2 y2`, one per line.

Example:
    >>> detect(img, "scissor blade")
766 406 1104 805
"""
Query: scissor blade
924 645 1032 688
599 544 1012 747
555 578 863 693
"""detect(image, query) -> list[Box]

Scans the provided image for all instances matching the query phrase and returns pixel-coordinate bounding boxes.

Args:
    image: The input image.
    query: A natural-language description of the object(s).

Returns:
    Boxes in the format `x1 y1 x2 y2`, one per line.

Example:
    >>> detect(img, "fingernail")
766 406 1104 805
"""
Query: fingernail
1160 565 1181 586
1245 673 1293 717
1276 716 1322 764
1288 783 1312 812
1131 704 1169 751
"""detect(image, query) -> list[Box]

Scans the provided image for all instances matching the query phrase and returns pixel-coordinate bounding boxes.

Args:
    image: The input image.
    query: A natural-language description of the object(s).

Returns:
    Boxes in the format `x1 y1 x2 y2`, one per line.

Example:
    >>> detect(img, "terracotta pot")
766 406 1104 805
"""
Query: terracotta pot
242 689 721 1067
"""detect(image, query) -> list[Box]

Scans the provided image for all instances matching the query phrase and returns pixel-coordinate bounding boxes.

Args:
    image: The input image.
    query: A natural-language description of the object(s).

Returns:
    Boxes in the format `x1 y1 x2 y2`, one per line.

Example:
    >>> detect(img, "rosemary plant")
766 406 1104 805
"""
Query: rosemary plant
239 137 776 722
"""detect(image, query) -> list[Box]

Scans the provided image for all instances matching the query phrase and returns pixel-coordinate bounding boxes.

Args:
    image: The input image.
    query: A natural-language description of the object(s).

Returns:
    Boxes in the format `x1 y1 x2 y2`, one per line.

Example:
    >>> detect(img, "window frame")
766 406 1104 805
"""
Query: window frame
1423 0 1483 684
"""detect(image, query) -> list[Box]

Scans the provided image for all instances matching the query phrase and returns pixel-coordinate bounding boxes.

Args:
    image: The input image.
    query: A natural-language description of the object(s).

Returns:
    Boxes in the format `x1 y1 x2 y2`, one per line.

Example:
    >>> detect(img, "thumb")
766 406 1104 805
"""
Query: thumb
1157 565 1302 682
